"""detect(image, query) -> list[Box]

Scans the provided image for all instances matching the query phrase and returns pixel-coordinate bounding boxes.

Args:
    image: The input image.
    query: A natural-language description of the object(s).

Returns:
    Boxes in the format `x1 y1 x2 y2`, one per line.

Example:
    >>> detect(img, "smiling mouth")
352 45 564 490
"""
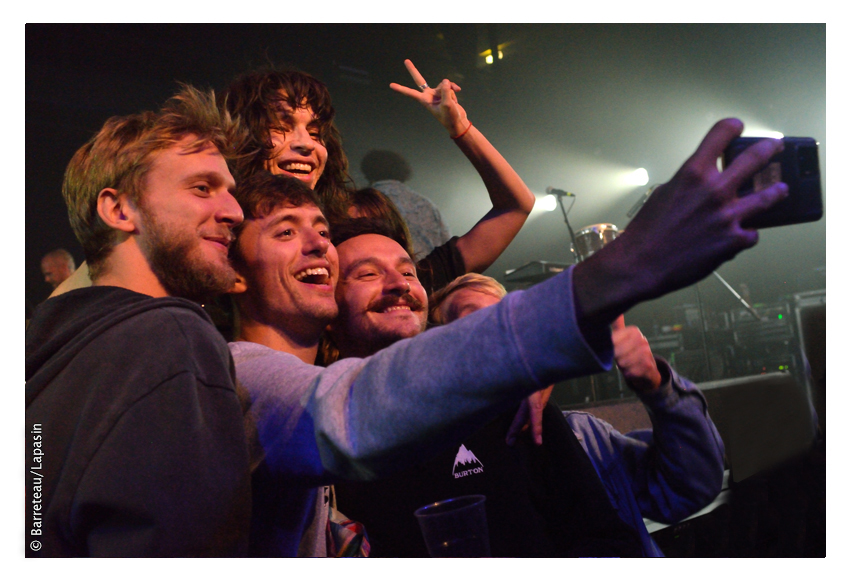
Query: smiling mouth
280 162 315 177
379 305 412 313
294 267 330 285
370 296 424 314
203 235 233 252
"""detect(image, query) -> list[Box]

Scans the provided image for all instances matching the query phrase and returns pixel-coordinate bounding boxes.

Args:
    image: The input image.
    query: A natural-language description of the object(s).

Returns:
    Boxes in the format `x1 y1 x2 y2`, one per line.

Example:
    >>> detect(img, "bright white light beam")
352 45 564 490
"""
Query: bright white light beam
534 194 558 212
630 168 649 186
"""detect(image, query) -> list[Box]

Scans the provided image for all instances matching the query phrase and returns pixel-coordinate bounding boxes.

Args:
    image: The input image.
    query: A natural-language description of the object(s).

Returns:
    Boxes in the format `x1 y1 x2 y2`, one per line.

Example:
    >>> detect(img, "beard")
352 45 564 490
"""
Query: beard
138 208 237 303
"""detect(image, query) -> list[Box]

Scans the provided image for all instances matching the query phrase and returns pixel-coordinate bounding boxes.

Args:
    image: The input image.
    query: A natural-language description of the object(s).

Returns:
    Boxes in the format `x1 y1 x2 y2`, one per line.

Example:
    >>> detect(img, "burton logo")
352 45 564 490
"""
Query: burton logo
452 444 484 478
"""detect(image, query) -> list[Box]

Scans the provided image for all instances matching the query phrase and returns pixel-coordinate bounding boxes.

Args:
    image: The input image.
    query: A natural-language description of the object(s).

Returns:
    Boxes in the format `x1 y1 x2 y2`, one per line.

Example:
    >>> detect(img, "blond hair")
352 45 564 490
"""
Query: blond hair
62 84 247 280
429 273 507 325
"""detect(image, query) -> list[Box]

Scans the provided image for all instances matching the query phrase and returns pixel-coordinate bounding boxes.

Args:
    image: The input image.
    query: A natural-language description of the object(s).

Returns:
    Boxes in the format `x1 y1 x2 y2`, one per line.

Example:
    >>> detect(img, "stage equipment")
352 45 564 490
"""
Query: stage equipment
574 223 620 263
504 261 570 285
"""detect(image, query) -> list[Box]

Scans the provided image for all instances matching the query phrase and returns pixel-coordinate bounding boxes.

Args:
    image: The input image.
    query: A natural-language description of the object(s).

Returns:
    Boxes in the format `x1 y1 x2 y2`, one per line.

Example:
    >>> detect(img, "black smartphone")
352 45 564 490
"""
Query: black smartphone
722 137 823 229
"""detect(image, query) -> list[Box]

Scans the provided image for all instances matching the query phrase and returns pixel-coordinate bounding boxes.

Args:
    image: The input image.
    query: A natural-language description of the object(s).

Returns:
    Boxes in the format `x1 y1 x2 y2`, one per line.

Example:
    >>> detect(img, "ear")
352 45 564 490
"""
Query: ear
96 188 138 233
229 271 248 294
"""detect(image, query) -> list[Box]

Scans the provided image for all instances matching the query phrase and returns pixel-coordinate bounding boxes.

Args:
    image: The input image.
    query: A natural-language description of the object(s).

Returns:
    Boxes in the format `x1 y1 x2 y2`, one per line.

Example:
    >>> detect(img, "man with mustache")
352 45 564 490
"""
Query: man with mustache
25 87 252 556
326 222 646 556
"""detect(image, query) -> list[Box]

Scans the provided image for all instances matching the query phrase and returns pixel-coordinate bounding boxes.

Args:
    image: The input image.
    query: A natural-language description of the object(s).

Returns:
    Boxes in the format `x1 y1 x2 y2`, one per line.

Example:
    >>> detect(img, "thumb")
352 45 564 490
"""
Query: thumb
611 314 626 331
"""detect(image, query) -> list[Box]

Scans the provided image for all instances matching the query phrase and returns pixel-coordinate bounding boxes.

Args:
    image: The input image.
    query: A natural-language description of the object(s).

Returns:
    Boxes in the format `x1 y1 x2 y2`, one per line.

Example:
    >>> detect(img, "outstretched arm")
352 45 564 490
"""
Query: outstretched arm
572 118 787 330
391 60 535 274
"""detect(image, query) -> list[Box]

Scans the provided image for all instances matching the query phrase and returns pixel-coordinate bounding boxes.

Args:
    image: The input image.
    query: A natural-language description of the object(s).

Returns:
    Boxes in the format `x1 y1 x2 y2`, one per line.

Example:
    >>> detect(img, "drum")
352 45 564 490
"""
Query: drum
573 223 620 262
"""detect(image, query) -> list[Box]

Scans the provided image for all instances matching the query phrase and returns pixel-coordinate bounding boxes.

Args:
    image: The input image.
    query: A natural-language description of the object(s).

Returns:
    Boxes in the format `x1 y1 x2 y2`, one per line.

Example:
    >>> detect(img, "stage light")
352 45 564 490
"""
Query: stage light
479 44 509 66
535 194 558 212
630 168 649 186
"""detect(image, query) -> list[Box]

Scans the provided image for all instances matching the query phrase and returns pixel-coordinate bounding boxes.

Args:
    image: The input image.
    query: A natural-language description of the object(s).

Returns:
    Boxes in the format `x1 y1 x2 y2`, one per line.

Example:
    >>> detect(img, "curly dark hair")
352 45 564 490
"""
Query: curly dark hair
222 68 353 224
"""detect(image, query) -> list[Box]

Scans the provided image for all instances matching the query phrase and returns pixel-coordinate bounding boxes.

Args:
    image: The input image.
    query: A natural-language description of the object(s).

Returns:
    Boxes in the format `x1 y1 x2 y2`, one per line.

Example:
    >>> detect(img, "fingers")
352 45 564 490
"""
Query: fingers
403 59 427 87
722 137 784 190
505 399 530 446
532 385 553 445
613 325 662 392
389 82 424 100
689 118 745 171
401 60 461 91
612 325 647 365
437 79 455 104
611 314 626 331
528 394 545 446
734 181 789 227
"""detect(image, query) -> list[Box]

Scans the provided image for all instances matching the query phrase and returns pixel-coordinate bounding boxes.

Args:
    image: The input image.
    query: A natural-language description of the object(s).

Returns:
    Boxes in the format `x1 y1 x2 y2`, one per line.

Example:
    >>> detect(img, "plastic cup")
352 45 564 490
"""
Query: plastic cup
414 494 491 557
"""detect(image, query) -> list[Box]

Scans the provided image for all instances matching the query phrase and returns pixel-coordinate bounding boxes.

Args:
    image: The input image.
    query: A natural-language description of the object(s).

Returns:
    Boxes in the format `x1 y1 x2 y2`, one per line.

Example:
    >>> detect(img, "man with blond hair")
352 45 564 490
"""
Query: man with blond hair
25 86 251 557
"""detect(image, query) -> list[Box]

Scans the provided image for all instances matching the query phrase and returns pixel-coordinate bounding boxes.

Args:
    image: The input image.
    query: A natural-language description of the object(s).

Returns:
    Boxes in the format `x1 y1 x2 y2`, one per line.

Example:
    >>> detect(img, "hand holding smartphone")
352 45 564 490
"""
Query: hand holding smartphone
723 137 823 229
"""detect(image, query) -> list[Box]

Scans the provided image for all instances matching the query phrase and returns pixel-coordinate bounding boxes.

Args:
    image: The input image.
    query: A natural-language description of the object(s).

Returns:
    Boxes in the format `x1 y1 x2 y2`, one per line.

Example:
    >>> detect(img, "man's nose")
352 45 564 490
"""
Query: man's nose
384 269 410 295
302 228 330 256
216 191 244 227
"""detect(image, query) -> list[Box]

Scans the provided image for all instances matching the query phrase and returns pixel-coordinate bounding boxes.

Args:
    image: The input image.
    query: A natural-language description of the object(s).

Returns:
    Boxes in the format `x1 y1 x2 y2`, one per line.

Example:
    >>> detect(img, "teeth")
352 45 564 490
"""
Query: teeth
294 267 329 281
384 305 411 312
283 162 313 173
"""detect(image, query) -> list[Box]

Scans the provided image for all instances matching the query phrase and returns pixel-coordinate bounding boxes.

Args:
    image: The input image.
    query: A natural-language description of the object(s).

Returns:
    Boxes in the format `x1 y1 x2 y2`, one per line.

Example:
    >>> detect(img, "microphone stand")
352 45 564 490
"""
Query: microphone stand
556 193 580 263
693 271 760 383
712 271 762 320
556 191 602 399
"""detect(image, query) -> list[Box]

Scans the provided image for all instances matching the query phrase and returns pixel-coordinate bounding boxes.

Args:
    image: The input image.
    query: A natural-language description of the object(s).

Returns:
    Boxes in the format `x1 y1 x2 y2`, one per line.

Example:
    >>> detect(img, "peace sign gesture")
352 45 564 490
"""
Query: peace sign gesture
390 59 470 138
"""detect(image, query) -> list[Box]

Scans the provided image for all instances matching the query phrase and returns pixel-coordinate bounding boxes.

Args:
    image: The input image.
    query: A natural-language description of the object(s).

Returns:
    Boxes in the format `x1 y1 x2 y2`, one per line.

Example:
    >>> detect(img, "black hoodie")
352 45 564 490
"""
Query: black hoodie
25 286 251 557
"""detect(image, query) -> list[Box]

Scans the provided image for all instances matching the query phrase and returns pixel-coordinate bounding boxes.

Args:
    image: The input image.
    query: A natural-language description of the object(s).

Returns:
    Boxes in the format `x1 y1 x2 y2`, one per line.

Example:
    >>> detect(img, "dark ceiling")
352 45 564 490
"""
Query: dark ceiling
26 23 826 325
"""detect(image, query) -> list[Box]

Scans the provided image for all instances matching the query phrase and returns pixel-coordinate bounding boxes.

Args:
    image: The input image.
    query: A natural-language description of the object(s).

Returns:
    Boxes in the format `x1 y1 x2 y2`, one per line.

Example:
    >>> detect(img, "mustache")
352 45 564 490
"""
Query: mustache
368 293 425 313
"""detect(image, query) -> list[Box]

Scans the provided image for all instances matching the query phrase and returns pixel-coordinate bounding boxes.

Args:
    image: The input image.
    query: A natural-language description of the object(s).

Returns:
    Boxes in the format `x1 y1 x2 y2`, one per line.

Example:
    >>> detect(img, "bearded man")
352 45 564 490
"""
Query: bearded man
25 87 252 557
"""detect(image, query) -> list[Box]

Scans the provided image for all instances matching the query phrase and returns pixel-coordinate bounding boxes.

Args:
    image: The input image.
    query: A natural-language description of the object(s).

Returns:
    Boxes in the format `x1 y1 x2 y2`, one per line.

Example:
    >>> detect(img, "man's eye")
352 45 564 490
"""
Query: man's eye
318 229 330 239
357 272 378 280
193 185 210 195
276 229 294 238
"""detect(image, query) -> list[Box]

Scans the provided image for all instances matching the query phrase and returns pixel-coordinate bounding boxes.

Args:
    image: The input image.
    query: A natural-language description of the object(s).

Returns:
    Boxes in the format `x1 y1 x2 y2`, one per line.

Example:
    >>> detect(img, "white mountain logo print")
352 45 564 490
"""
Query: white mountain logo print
452 444 484 478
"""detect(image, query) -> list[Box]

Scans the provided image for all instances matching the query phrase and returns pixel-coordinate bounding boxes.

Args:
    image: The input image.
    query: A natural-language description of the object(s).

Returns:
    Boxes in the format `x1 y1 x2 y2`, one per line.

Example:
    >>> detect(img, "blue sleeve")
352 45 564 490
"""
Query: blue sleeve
233 266 614 485
567 359 725 524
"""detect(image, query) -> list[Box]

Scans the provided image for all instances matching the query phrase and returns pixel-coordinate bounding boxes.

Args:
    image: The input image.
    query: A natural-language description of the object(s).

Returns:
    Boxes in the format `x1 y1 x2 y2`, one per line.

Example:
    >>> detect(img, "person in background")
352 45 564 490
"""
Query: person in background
360 148 450 259
40 248 75 289
347 187 414 257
